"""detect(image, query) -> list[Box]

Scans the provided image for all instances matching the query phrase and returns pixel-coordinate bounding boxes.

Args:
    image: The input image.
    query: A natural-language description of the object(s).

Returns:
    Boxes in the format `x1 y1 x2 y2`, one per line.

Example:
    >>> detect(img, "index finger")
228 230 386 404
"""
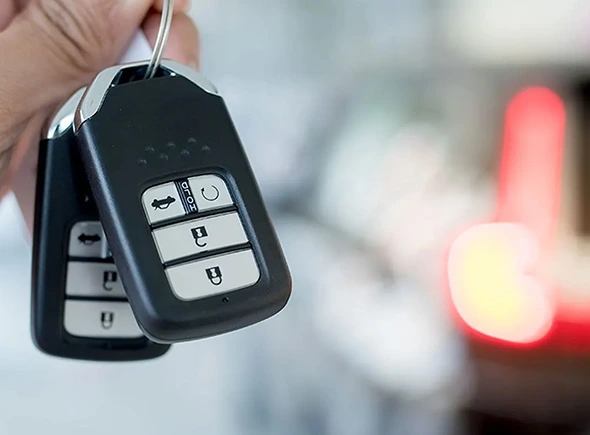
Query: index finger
0 0 17 32
143 11 200 69
153 0 191 13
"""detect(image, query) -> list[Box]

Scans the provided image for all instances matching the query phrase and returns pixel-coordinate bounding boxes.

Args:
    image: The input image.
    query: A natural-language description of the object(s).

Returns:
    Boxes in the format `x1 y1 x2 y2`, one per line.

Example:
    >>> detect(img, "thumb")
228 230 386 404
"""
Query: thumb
0 0 153 126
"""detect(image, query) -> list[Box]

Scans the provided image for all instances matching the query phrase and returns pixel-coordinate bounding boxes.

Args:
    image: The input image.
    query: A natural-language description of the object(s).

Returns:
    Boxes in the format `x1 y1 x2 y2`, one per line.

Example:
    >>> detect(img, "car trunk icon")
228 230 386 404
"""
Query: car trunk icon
151 195 176 210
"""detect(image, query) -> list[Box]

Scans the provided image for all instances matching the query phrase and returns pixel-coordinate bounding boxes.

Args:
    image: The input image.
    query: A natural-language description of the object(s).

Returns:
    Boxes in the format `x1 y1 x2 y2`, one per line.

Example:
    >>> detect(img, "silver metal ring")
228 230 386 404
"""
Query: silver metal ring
144 0 174 79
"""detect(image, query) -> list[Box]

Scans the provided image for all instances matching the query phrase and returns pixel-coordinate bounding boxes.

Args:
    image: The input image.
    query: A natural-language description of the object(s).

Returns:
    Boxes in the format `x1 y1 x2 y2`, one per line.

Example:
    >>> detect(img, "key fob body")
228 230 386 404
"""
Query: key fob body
32 91 170 361
74 61 291 343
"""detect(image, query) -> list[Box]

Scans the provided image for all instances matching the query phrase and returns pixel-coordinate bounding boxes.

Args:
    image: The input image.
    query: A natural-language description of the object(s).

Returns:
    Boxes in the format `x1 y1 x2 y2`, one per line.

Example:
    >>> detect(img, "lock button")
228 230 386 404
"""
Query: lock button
165 250 260 300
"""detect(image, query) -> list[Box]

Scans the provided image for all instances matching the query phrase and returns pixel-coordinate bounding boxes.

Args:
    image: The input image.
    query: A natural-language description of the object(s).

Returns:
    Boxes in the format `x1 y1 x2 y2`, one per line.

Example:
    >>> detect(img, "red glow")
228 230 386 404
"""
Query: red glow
497 87 566 247
447 87 566 345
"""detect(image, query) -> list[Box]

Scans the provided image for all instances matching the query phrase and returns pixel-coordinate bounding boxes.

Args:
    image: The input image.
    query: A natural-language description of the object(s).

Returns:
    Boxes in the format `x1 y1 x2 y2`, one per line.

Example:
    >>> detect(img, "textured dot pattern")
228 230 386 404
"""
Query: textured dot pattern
137 138 208 166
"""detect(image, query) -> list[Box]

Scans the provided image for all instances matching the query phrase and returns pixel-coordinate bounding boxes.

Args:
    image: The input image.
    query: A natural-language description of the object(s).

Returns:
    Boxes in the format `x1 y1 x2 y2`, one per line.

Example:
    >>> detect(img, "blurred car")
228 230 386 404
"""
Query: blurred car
289 25 590 431
437 3 590 428
442 77 590 430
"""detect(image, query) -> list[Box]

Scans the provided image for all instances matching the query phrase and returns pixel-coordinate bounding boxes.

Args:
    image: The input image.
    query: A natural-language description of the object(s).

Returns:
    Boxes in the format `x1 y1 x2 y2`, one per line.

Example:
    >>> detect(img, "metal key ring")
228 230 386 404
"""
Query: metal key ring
144 0 175 79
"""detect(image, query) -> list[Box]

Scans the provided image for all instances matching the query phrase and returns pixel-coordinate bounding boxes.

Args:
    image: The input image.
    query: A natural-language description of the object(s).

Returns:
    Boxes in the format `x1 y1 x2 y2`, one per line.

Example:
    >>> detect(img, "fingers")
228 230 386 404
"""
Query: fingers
0 0 17 31
0 0 154 193
13 0 191 14
5 113 46 222
1 0 154 116
153 0 191 13
142 10 200 69
0 0 200 198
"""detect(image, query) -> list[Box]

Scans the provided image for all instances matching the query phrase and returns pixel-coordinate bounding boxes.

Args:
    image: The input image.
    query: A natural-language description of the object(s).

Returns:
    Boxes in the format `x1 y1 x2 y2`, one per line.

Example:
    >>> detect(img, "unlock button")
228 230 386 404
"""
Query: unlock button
152 212 248 263
166 250 260 300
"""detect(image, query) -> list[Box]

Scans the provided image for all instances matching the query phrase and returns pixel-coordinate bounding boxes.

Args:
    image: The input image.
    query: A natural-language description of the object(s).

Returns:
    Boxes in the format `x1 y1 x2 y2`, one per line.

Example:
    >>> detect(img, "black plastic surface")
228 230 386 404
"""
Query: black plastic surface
32 127 170 360
76 73 291 343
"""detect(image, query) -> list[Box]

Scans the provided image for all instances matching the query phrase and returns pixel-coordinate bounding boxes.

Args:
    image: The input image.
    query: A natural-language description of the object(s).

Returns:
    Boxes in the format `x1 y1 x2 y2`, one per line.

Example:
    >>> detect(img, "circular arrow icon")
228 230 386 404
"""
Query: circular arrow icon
201 185 220 202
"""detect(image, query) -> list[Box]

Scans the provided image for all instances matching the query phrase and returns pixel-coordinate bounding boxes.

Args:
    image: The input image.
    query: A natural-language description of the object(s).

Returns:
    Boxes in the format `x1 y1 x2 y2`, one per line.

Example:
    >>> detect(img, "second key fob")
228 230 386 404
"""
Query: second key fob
32 90 170 361
74 61 291 343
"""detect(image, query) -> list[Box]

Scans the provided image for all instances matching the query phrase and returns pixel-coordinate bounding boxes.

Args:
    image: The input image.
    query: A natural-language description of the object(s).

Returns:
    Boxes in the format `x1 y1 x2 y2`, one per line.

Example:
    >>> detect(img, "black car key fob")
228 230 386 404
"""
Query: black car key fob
32 90 170 361
74 61 291 343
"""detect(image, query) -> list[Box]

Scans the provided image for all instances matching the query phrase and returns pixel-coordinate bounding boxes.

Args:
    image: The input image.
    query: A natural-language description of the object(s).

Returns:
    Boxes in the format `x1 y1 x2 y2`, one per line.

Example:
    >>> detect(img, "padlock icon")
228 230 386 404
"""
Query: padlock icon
103 270 118 291
101 311 114 329
191 226 209 247
205 266 223 286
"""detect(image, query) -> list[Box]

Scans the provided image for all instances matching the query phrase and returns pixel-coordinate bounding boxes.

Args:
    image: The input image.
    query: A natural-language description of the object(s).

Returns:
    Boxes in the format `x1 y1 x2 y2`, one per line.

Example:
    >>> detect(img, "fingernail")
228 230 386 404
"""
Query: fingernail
188 59 200 70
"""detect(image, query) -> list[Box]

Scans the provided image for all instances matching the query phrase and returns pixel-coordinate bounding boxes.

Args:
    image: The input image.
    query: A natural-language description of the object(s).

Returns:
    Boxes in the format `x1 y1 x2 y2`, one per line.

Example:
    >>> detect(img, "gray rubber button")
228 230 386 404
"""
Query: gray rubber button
166 250 260 300
66 262 126 298
152 212 248 263
188 174 233 212
69 221 106 258
142 182 185 224
63 300 143 338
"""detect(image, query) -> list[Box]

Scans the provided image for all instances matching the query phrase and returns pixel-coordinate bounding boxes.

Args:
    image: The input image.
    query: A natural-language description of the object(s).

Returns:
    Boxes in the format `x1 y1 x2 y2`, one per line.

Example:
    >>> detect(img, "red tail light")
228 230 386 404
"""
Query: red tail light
447 87 566 345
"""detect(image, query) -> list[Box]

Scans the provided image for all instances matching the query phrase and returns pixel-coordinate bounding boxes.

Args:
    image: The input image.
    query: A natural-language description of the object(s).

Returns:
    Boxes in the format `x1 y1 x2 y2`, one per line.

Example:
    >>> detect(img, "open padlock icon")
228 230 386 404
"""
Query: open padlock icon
191 226 208 247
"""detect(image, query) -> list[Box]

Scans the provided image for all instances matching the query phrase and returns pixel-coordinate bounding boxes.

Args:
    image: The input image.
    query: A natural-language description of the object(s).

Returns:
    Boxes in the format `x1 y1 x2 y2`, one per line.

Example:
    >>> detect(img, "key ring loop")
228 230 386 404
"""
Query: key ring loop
144 0 174 79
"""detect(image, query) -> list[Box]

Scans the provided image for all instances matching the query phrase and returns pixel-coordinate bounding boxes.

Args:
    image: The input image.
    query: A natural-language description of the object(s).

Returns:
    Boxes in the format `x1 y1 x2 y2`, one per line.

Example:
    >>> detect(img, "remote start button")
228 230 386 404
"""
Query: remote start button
166 250 260 300
188 174 233 212
69 221 106 258
66 261 126 298
64 300 143 338
142 182 185 224
152 212 248 263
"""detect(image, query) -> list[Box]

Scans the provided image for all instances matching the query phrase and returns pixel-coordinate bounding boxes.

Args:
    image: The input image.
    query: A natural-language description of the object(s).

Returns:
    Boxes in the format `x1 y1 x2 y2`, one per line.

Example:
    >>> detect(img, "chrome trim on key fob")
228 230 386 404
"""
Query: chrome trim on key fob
74 60 218 132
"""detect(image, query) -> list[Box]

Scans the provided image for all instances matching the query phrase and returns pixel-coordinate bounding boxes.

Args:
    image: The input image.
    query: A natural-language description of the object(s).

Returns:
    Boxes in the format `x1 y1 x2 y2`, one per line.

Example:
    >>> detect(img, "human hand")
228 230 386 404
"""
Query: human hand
0 0 200 228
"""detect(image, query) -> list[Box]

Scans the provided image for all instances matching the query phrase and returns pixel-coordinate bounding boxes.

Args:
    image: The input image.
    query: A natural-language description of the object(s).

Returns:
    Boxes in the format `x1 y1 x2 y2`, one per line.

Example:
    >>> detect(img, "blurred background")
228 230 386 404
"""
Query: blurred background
5 0 590 433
